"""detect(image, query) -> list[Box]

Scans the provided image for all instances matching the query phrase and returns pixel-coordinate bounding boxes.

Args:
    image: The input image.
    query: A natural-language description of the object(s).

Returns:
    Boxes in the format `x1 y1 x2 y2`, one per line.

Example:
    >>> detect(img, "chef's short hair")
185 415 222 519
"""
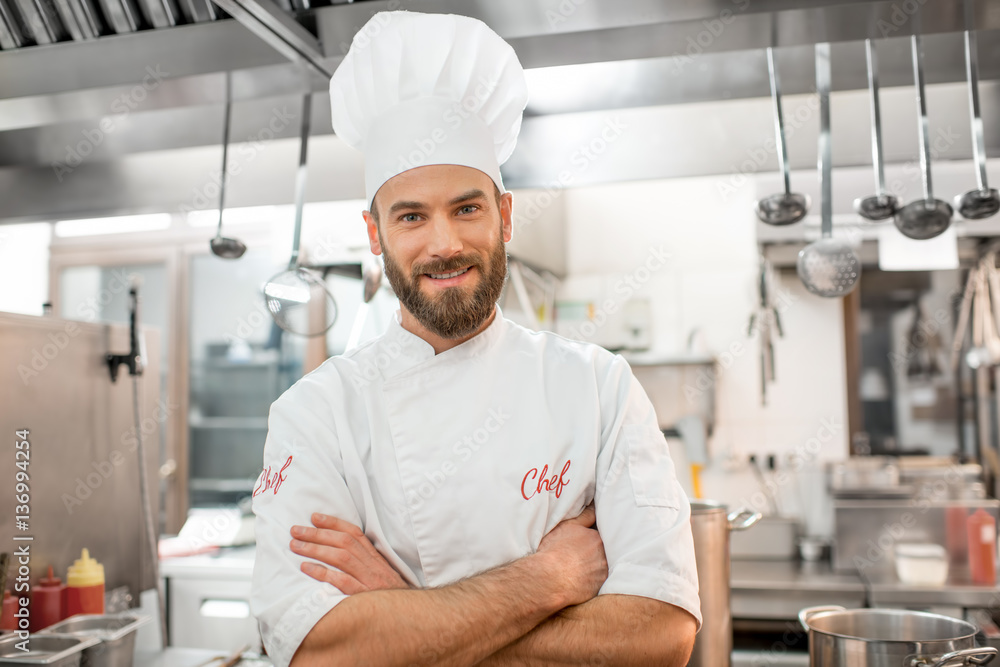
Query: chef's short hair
369 182 503 225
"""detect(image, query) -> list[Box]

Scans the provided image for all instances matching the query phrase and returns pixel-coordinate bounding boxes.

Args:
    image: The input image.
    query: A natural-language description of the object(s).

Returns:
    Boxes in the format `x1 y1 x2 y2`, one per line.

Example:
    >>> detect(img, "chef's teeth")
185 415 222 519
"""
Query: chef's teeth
429 267 469 279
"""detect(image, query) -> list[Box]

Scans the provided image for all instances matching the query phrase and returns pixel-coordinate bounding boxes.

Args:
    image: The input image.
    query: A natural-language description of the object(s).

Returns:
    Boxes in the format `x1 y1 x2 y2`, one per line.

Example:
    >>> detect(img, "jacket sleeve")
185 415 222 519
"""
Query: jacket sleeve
250 379 362 667
593 355 702 629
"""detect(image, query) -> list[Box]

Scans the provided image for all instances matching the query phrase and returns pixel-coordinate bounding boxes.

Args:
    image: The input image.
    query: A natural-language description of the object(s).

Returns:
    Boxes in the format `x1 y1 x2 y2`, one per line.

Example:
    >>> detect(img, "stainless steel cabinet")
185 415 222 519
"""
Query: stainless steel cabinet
162 547 260 651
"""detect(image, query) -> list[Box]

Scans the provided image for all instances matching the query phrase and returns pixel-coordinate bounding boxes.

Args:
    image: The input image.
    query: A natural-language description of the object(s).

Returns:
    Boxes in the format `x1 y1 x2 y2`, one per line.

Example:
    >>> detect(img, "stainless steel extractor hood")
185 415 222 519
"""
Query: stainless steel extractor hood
1 0 1000 223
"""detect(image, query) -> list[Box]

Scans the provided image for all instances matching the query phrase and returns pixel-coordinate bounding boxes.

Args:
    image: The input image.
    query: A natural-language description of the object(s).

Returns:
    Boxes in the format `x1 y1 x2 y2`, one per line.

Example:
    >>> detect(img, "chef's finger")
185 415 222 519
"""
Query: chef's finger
291 525 357 550
291 540 366 575
292 525 387 574
301 562 367 595
292 527 395 584
311 513 364 537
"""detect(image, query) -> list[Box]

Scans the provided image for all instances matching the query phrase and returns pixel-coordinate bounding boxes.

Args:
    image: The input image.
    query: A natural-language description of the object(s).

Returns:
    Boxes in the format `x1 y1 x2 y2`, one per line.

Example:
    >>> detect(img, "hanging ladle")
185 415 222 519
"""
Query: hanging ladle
854 39 898 221
797 43 861 298
895 34 953 240
263 94 338 337
955 29 1000 219
210 72 247 259
755 47 810 226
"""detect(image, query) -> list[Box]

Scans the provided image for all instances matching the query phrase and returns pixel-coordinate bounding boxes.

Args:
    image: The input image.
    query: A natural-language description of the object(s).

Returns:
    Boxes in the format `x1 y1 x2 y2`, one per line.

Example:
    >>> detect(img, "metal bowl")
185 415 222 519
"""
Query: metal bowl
39 612 149 667
0 633 99 666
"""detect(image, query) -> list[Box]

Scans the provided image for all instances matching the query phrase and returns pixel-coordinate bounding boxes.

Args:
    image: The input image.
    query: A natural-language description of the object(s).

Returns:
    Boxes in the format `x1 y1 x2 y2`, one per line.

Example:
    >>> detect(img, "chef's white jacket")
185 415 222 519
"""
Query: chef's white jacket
250 308 701 667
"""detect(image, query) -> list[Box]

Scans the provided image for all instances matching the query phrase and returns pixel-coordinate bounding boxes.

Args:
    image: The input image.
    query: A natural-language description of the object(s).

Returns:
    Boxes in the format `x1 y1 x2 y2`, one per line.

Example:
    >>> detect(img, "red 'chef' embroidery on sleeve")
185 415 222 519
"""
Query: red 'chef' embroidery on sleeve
521 459 571 500
253 455 293 498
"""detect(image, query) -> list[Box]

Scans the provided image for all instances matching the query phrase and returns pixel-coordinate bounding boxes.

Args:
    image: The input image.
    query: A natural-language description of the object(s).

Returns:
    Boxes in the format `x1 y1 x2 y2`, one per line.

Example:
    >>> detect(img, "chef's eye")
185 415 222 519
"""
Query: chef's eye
458 205 478 215
400 213 420 222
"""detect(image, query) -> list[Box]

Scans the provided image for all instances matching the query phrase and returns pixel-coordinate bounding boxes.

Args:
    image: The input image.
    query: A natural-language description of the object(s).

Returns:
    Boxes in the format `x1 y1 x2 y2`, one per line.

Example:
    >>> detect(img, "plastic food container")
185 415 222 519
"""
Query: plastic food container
0 633 99 666
39 612 149 667
895 543 949 586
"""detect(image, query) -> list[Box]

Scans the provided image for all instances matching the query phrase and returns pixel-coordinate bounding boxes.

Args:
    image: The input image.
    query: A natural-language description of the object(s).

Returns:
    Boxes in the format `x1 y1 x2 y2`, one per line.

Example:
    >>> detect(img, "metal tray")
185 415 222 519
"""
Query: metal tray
0 633 100 666
39 612 149 667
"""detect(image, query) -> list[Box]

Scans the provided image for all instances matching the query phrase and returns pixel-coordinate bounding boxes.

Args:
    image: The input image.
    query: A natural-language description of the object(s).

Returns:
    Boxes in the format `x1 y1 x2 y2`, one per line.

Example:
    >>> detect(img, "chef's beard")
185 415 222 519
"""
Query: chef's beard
380 230 508 339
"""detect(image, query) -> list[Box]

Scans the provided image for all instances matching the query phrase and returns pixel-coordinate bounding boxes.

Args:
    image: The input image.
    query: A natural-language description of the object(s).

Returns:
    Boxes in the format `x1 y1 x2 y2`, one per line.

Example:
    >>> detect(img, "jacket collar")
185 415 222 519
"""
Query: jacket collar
379 306 507 381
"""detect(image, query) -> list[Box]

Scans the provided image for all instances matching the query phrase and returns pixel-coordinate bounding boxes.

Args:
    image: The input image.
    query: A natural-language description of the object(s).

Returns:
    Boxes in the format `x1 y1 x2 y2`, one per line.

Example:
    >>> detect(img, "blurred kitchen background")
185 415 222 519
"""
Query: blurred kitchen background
4 0 1000 665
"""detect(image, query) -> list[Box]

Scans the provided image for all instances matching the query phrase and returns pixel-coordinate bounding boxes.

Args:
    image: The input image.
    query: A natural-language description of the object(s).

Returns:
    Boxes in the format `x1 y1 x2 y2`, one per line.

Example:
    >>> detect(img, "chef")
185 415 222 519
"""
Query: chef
250 10 701 667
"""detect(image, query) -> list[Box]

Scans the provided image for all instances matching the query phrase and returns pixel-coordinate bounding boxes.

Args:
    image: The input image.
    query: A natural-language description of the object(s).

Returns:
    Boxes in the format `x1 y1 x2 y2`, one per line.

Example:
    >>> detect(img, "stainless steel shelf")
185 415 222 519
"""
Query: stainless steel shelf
189 416 268 429
188 477 256 492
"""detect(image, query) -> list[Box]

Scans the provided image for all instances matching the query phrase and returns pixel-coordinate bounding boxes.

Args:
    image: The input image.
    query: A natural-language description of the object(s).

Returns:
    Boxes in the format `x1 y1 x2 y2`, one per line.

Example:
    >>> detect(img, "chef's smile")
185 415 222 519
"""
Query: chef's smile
422 265 474 288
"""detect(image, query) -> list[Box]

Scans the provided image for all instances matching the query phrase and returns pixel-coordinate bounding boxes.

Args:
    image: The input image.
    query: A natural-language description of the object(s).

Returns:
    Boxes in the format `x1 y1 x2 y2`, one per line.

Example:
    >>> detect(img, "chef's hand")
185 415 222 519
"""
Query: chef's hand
535 504 608 608
290 513 411 594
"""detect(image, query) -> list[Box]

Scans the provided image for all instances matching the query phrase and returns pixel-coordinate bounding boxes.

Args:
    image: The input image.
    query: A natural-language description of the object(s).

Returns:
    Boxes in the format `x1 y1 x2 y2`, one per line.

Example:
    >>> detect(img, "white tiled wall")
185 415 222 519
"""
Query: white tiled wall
554 175 849 535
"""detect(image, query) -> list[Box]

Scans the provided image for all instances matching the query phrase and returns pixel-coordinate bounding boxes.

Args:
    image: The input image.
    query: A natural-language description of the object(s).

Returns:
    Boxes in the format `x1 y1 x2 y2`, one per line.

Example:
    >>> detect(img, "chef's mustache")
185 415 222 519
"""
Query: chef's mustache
411 255 485 278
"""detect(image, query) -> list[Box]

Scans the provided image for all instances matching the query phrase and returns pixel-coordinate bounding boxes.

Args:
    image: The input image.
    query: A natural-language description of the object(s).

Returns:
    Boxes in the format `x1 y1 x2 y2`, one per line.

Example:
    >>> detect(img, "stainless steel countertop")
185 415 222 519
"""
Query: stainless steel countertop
135 648 272 666
732 559 866 593
732 557 1000 610
159 545 256 580
731 558 867 620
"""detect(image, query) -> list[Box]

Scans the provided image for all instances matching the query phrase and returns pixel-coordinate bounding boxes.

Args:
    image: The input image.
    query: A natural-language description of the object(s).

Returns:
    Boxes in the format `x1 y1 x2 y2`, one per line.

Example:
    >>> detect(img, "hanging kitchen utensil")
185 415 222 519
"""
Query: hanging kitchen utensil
951 262 979 371
263 94 338 337
748 256 783 405
755 47 810 226
967 252 1000 368
896 34 954 240
905 299 943 379
362 257 383 304
210 72 248 260
854 39 898 221
955 29 1000 220
797 44 861 298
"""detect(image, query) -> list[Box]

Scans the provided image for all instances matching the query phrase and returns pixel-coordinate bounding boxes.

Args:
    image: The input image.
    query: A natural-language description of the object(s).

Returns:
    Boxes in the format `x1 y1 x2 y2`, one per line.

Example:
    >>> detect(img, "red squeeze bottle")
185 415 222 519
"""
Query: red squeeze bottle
31 566 65 631
967 509 998 586
64 549 104 617
0 591 16 630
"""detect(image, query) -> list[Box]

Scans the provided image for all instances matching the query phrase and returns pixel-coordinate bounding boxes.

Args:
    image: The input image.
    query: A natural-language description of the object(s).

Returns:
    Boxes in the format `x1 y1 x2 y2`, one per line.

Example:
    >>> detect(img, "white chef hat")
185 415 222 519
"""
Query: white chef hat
329 11 528 212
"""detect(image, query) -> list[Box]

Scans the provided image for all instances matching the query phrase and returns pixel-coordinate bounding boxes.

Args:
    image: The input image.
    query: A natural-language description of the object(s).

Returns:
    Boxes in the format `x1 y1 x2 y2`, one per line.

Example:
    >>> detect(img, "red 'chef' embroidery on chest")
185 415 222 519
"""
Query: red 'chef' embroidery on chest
253 455 292 498
521 460 572 500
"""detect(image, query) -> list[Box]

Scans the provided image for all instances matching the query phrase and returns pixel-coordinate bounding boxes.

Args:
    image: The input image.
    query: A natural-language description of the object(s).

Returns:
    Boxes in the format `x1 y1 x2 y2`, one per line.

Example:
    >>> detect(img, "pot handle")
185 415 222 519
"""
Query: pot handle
798 605 845 631
916 647 998 667
727 509 762 531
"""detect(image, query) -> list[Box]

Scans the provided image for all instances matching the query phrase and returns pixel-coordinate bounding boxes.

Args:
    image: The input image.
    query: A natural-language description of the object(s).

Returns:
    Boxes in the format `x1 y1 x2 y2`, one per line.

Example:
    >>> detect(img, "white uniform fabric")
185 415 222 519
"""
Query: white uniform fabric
328 11 528 210
250 309 701 667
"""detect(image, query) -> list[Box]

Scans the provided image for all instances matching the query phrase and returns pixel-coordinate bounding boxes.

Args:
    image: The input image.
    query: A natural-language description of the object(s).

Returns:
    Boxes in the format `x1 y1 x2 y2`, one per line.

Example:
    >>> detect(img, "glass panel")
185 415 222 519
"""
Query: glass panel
858 268 972 457
324 272 399 356
188 249 305 507
0 222 51 316
58 262 171 528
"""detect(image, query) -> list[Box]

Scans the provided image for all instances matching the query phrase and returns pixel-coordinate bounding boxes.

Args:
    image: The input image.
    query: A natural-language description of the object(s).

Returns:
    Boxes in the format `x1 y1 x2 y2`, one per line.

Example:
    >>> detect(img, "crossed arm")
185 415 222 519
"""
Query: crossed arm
286 508 697 666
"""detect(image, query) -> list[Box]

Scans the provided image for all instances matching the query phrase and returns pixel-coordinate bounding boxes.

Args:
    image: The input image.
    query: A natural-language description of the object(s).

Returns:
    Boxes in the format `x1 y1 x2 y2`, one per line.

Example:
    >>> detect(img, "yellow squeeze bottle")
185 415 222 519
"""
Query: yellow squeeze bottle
64 548 104 616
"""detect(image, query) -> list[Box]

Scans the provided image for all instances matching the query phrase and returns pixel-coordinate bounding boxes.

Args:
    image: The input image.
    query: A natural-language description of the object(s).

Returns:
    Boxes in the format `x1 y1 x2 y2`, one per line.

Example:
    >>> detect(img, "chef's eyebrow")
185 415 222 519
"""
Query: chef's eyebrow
387 199 425 216
447 189 489 207
386 189 489 217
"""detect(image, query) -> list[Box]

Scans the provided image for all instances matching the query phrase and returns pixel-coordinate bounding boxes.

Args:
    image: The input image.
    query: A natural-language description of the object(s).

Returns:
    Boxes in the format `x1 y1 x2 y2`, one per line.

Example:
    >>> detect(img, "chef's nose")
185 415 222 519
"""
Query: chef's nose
424 215 463 259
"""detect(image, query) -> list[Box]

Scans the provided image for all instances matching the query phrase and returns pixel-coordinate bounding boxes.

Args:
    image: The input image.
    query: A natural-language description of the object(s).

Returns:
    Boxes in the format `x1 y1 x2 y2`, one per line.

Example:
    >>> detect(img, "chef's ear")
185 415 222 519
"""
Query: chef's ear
500 191 513 244
363 209 382 256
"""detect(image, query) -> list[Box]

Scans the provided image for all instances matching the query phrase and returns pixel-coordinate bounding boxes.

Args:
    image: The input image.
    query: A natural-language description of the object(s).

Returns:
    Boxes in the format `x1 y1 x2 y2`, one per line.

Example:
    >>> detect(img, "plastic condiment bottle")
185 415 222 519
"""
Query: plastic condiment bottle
64 549 104 616
967 509 997 586
31 566 65 631
0 591 16 630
